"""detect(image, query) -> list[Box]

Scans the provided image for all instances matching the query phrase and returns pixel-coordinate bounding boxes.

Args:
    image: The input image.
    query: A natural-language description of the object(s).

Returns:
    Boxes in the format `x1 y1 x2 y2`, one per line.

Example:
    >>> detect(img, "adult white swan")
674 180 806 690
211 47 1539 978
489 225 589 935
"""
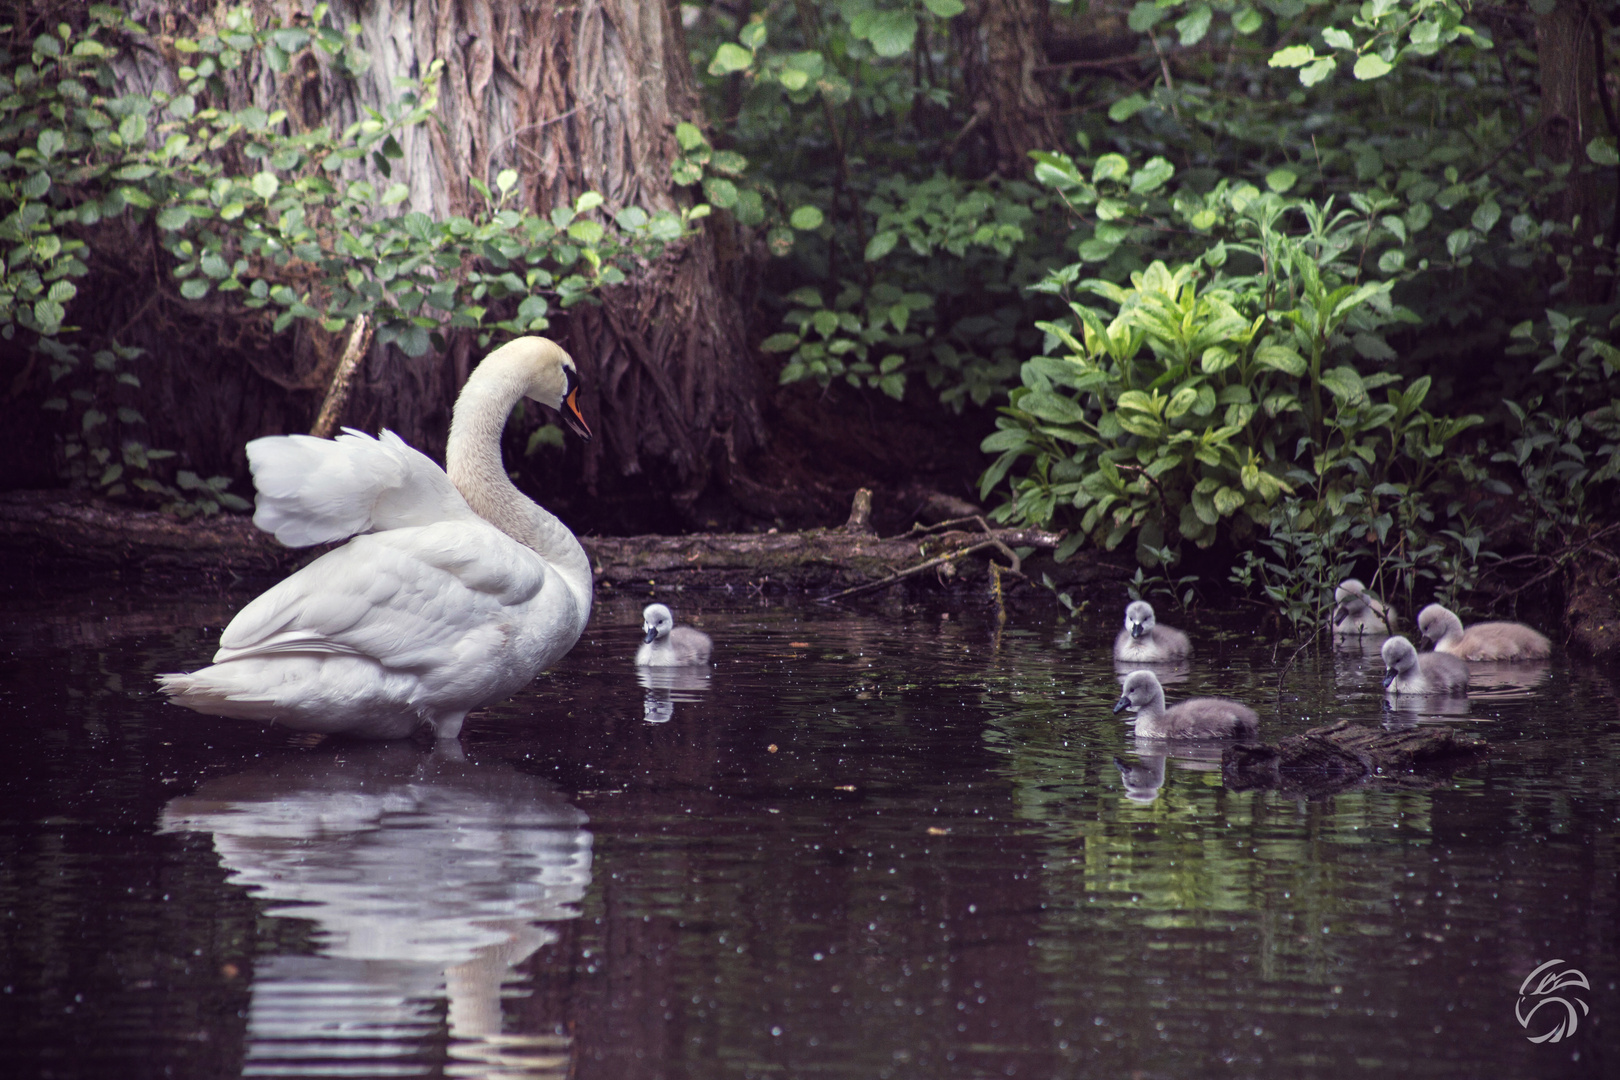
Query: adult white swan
159 337 593 739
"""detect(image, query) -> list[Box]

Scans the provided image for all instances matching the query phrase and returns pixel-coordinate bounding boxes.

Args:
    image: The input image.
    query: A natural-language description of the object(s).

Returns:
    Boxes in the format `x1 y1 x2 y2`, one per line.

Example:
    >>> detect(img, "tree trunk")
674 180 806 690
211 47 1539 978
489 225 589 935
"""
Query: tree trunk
951 0 1065 176
1535 0 1607 303
100 0 762 523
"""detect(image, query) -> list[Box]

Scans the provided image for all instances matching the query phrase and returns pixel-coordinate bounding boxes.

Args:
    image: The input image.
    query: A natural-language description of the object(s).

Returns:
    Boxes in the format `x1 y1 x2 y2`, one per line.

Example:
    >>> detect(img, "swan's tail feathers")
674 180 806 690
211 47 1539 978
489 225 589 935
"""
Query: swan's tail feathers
246 429 468 547
158 669 281 721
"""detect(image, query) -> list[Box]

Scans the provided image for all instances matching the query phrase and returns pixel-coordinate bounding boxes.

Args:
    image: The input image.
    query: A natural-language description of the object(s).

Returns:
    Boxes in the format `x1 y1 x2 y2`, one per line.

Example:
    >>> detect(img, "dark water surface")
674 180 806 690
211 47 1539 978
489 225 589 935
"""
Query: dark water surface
2 579 1615 1079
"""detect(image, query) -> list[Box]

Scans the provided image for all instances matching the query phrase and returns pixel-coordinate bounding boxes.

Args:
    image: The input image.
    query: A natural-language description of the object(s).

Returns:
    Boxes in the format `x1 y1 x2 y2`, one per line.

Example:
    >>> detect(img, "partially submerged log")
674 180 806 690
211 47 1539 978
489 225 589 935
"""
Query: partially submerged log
0 488 1125 596
1222 719 1487 798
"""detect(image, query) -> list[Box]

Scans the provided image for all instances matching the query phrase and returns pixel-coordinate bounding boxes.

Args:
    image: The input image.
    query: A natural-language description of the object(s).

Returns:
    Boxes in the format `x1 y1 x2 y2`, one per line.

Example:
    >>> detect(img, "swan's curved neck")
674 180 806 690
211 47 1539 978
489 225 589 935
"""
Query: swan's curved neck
445 360 592 615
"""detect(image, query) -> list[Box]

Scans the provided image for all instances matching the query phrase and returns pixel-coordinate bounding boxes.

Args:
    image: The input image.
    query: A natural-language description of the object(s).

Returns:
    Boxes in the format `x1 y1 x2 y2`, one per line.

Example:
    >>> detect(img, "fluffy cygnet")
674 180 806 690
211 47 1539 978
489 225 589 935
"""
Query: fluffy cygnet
636 603 713 667
1381 635 1470 695
1416 604 1551 661
1111 669 1258 739
1332 578 1396 638
1113 601 1192 663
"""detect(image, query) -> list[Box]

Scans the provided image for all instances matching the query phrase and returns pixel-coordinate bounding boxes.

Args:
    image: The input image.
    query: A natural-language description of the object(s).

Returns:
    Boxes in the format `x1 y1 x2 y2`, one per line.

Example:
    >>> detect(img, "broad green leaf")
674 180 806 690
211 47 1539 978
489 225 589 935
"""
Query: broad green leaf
1320 365 1367 405
1270 45 1316 68
1321 27 1354 50
761 333 801 353
1265 168 1297 193
709 43 754 75
1472 200 1501 234
1093 154 1130 184
1130 157 1174 194
155 206 191 230
1588 137 1619 166
865 11 918 57
790 206 824 230
1254 344 1305 376
675 122 706 151
923 0 965 16
1353 53 1393 80
1108 94 1149 123
251 171 279 200
739 21 768 49
865 231 898 260
1232 7 1262 34
1176 4 1212 47
1300 58 1335 86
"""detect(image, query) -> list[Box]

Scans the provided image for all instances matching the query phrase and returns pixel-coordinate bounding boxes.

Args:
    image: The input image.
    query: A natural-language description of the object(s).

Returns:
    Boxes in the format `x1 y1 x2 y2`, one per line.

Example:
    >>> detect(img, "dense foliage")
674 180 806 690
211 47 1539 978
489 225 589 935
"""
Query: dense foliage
3 1 1617 630
681 0 1618 629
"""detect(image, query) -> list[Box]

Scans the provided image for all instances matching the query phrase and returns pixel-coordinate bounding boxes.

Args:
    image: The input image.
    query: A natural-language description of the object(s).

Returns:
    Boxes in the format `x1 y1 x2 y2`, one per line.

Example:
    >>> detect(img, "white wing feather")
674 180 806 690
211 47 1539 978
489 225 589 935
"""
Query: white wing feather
248 428 474 547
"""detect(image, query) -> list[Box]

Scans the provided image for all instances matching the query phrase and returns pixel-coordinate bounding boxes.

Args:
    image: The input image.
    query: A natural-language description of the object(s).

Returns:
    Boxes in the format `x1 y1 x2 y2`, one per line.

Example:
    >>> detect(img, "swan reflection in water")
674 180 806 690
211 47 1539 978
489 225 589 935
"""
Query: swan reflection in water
1112 739 1223 804
160 743 591 1079
637 664 712 724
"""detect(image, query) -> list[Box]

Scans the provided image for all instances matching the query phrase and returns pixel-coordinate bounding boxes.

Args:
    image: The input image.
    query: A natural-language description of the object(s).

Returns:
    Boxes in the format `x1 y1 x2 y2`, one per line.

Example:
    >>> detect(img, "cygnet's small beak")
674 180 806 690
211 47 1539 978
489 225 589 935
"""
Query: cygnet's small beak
644 626 658 644
1129 622 1146 639
1112 694 1131 714
1382 667 1398 689
1333 604 1350 626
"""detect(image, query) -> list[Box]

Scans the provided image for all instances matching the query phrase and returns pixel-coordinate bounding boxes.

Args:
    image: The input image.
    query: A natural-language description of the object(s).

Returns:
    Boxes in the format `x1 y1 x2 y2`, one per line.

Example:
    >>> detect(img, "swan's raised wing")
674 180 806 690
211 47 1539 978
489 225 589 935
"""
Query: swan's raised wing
248 429 474 547
213 522 550 671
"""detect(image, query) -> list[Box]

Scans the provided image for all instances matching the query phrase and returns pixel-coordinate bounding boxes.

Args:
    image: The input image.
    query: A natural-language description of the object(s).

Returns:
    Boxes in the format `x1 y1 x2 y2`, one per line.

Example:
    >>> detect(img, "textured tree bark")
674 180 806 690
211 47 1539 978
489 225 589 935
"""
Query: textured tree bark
98 0 763 517
1534 0 1608 302
951 0 1065 175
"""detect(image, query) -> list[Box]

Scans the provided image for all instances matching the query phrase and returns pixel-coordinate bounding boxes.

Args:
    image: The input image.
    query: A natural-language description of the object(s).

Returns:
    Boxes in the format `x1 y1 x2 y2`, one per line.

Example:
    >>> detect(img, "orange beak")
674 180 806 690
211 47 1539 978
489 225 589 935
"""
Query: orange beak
562 388 592 441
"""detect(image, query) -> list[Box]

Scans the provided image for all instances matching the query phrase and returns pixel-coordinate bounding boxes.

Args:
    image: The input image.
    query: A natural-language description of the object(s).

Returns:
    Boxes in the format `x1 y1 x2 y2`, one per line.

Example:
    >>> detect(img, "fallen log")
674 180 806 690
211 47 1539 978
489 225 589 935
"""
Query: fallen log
1221 719 1487 798
0 488 1128 595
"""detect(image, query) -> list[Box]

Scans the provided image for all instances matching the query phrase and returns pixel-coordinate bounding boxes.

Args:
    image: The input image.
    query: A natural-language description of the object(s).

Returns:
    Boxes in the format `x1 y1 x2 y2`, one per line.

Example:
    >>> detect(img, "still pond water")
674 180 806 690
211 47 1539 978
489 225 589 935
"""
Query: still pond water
1 578 1616 1079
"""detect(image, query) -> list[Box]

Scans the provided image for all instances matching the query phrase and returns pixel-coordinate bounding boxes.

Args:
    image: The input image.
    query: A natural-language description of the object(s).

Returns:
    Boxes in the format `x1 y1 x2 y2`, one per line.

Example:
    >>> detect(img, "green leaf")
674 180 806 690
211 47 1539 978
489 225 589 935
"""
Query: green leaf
709 42 753 75
1353 53 1393 80
1108 94 1149 123
1320 365 1367 405
761 333 801 353
1265 168 1298 193
864 11 918 57
1270 45 1316 68
1300 58 1335 86
702 177 738 208
1175 4 1212 47
790 206 824 230
1129 157 1174 194
922 0 965 16
1321 27 1354 50
118 113 147 145
1127 2 1168 32
1232 7 1262 35
865 231 898 261
179 278 209 300
37 129 64 159
251 171 279 200
1588 137 1620 166
1093 154 1130 184
739 21 768 50
1254 344 1305 376
675 122 707 151
1471 200 1501 234
155 206 192 230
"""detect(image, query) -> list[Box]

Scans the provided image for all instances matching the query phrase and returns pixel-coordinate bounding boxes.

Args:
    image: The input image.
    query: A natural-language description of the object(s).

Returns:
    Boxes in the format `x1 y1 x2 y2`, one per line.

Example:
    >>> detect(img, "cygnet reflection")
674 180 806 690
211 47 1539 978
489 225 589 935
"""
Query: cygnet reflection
1463 659 1552 698
1113 657 1191 687
160 743 591 1080
637 664 713 724
1111 740 1223 804
1113 754 1167 803
1382 689 1475 725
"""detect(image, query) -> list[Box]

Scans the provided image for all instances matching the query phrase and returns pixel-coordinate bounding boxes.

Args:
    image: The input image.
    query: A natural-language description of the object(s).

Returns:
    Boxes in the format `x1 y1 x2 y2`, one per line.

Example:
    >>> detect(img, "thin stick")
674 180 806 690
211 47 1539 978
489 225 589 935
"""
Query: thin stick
820 538 1022 602
309 315 374 438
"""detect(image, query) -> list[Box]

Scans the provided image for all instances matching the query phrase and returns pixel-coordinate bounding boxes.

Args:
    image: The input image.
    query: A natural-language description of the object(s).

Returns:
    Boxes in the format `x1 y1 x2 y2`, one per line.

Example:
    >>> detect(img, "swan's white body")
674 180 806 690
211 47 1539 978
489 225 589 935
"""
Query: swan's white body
159 337 593 739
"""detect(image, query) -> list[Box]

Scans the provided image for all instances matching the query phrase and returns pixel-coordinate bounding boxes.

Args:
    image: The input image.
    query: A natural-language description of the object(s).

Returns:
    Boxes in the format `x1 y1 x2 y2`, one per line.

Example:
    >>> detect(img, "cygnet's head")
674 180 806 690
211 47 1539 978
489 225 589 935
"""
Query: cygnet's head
1380 635 1419 687
1124 600 1157 639
1112 669 1166 714
1416 603 1461 645
642 603 673 644
1333 578 1368 623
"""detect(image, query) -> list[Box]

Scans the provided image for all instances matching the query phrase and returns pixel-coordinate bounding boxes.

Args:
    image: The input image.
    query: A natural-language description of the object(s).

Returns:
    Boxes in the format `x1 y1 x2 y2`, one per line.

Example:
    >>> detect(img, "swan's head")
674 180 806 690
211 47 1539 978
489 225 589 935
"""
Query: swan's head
1124 600 1156 639
643 603 673 644
1416 603 1461 646
489 336 592 442
1333 578 1367 625
1112 669 1165 714
1381 635 1419 687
